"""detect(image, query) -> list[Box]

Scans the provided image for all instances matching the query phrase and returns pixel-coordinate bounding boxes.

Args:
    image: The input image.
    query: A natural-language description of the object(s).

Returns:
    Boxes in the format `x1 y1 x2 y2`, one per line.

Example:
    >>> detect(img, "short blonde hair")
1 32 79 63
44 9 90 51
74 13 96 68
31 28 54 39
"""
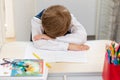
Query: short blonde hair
42 5 71 38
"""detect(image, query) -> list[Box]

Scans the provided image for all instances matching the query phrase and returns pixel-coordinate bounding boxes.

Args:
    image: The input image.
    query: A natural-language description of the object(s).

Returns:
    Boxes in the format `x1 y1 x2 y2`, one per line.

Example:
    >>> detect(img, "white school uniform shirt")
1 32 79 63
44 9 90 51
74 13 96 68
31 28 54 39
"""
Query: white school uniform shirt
31 14 87 51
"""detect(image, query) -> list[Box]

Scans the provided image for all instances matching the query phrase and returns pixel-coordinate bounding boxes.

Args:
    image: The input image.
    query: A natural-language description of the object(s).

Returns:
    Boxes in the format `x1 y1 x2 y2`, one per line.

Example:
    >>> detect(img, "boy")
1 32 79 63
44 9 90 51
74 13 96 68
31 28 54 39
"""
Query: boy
31 5 89 51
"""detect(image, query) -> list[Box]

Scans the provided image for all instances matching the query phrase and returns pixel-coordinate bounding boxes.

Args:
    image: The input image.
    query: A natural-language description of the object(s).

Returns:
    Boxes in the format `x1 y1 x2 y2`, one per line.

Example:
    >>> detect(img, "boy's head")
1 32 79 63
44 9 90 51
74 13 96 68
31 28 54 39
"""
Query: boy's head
41 5 71 38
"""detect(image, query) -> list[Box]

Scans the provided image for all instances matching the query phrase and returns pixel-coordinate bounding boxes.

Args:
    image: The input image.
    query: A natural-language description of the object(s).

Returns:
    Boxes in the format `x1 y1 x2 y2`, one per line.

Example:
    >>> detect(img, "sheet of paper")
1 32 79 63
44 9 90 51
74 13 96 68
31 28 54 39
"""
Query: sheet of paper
0 59 12 76
24 43 88 62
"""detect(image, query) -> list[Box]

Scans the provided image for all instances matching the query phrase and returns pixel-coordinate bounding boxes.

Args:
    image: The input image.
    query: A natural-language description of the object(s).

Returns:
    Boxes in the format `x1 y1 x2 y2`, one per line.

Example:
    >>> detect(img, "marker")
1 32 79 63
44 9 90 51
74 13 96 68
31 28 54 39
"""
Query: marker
110 46 114 58
33 53 51 68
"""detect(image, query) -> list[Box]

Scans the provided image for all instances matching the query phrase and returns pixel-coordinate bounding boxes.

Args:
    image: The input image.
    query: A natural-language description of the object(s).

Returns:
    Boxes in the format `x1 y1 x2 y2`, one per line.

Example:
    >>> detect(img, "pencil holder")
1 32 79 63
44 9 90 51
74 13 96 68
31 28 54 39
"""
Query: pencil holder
102 53 120 80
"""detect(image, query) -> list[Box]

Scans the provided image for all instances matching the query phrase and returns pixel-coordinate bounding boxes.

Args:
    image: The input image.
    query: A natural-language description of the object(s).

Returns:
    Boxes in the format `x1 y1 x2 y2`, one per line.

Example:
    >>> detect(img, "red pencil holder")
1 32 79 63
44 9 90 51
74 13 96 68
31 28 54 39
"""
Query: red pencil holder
102 53 120 80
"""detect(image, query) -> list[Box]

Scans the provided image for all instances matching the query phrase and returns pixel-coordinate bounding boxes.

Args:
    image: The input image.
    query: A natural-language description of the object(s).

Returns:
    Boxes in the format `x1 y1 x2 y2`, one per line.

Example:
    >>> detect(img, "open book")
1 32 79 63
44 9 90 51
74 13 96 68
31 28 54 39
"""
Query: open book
0 59 48 80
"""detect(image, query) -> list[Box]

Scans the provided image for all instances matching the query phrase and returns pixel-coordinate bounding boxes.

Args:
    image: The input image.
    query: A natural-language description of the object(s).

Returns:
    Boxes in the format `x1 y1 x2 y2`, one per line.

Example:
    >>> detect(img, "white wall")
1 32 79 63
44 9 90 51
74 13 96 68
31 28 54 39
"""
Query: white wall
13 0 35 41
35 0 97 35
12 0 97 41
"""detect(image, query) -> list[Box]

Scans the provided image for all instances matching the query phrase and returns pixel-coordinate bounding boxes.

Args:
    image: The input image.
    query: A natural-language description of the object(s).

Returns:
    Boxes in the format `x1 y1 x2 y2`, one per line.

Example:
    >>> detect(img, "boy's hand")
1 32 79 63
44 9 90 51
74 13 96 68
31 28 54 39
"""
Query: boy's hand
68 43 89 51
33 34 52 41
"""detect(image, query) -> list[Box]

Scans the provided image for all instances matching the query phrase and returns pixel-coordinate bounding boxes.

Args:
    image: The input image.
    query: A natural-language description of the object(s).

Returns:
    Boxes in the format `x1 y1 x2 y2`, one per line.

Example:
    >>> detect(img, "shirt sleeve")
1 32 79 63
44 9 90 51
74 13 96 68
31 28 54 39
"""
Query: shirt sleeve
31 17 69 51
31 17 44 41
56 14 87 44
33 39 69 51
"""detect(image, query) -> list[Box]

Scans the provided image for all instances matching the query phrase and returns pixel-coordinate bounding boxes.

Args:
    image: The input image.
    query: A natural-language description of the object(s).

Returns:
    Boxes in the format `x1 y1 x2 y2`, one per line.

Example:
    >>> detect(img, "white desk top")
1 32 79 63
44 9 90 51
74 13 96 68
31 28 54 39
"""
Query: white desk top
0 40 111 74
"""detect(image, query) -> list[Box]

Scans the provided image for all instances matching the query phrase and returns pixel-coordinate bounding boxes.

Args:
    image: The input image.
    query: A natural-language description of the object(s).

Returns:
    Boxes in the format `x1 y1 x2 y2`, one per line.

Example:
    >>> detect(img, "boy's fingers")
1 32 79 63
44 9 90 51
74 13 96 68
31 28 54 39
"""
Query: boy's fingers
43 35 52 40
85 45 89 50
79 45 89 51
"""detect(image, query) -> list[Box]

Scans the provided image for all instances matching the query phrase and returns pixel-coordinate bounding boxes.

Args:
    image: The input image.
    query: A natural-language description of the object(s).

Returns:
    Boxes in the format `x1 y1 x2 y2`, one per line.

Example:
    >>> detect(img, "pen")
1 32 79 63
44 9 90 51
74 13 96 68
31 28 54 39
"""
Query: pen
33 53 51 68
0 59 28 69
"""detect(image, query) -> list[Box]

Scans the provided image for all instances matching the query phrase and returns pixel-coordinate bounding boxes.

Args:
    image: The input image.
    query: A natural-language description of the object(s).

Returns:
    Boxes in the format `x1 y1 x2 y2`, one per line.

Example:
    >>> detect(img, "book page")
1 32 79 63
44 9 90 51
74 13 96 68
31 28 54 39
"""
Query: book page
11 59 43 77
24 43 87 62
0 59 12 76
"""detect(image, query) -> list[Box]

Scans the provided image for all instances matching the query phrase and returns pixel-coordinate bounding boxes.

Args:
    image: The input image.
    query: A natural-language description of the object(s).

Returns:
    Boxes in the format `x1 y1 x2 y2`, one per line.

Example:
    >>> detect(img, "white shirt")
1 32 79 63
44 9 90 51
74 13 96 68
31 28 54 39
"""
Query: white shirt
31 14 87 51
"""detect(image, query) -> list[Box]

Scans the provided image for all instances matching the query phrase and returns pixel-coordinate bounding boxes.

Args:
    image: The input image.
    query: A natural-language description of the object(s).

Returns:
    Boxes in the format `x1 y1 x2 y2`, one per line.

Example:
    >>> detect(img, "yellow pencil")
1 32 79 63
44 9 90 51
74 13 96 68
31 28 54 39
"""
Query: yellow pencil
33 53 51 68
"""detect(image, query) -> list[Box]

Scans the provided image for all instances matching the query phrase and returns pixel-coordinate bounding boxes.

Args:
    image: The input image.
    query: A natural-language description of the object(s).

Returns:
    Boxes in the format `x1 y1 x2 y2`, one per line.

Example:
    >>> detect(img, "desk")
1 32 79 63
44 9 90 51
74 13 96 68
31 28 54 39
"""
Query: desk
0 40 111 80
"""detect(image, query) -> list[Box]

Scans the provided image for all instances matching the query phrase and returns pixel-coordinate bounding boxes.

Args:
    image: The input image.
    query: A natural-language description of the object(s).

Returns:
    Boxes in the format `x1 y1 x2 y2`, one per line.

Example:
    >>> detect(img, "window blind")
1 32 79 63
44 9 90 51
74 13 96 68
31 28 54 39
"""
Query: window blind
97 0 114 39
97 0 120 42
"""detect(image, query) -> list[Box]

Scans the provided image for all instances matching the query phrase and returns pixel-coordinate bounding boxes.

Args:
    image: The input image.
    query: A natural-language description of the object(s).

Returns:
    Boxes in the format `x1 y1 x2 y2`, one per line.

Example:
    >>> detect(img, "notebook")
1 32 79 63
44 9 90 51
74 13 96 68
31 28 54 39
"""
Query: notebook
0 59 48 80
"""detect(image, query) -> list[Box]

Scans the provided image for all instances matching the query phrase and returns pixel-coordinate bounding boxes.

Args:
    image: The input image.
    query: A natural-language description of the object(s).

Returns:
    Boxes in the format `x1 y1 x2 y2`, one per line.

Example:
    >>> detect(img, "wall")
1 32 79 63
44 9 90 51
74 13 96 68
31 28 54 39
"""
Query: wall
13 0 35 41
35 0 97 35
0 0 5 46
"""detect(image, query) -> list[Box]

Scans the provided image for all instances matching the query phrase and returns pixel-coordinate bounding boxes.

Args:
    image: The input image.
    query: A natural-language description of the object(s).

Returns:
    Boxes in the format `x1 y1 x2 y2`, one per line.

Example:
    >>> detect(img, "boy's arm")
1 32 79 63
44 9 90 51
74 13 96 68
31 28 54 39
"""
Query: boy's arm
34 39 89 51
31 17 68 51
33 34 52 41
33 39 69 51
68 43 89 51
56 14 87 44
31 17 44 41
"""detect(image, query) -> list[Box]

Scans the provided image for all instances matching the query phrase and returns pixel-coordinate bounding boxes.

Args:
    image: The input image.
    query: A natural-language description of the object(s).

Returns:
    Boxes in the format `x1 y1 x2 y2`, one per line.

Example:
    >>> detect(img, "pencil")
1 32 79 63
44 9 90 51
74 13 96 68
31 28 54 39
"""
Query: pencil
33 53 51 68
